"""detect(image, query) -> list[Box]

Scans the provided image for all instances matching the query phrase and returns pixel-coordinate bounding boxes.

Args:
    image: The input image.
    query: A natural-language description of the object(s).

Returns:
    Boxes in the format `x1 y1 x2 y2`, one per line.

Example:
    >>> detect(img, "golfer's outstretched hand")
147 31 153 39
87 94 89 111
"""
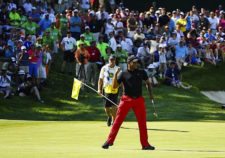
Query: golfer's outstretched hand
115 67 121 76
98 89 103 96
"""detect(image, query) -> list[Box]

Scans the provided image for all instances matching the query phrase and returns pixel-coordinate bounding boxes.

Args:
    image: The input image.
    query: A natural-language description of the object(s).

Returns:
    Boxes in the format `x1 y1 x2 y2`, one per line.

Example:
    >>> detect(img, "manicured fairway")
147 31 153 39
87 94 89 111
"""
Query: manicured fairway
0 120 224 158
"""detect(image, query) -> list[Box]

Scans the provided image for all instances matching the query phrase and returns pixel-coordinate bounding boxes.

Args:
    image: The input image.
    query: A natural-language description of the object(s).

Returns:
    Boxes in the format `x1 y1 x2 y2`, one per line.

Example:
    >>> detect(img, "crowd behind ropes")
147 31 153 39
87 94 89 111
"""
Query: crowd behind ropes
0 0 225 102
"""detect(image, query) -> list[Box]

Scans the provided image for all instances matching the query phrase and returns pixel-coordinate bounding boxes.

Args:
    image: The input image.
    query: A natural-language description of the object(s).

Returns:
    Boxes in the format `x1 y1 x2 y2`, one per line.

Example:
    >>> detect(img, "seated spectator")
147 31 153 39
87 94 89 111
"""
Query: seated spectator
0 64 12 99
175 41 188 70
17 74 44 103
164 61 192 89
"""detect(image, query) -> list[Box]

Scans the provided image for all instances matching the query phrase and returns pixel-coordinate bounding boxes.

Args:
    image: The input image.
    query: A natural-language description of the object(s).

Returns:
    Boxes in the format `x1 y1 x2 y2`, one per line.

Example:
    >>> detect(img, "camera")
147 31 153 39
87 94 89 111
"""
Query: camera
79 54 85 64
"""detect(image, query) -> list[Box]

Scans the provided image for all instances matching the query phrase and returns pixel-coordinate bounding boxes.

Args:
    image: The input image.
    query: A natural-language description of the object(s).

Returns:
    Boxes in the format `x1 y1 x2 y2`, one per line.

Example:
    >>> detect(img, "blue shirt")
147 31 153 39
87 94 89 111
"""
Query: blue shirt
175 45 188 59
38 18 51 33
69 16 81 33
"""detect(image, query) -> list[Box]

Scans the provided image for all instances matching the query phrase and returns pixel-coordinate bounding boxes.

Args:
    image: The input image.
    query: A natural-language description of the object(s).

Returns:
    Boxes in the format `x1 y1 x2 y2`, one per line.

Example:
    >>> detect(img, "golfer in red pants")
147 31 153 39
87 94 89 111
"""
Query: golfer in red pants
102 55 155 150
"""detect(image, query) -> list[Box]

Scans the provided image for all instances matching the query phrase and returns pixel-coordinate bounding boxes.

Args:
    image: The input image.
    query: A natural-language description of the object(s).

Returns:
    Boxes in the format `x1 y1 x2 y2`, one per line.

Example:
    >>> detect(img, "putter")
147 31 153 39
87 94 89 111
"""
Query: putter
151 100 158 118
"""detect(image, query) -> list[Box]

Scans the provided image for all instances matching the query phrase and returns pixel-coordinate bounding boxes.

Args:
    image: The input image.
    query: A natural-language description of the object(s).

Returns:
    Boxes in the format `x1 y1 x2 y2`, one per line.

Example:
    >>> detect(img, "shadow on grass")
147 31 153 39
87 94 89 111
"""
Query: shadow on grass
121 127 189 132
160 149 225 153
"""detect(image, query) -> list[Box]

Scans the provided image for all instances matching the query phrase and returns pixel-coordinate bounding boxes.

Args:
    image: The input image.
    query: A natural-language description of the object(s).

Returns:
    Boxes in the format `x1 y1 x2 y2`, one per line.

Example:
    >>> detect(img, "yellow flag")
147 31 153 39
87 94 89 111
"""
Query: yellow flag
71 78 82 100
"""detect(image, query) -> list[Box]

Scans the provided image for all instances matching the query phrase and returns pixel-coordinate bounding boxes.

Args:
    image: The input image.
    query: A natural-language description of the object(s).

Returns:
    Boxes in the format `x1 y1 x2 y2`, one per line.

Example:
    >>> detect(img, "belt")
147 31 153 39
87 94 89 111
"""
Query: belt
125 95 141 99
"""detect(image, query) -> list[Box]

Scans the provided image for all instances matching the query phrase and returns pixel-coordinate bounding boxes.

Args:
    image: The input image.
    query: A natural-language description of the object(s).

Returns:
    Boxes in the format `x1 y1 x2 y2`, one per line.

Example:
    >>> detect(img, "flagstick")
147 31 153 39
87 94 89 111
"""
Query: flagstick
79 80 118 107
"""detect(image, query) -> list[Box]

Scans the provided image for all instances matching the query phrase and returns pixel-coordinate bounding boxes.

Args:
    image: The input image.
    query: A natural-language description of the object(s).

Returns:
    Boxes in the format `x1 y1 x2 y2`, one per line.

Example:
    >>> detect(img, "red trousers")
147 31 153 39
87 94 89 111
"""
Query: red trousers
107 95 150 147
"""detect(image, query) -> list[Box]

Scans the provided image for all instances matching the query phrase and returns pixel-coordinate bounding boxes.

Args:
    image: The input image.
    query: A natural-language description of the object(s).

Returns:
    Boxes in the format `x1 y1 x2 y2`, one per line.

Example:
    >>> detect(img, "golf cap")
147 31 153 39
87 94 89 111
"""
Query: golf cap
109 54 116 60
117 44 122 47
155 10 160 14
21 46 26 50
18 70 25 75
85 26 90 29
127 55 138 63
180 12 184 16
80 34 85 38
74 9 78 12
159 44 166 48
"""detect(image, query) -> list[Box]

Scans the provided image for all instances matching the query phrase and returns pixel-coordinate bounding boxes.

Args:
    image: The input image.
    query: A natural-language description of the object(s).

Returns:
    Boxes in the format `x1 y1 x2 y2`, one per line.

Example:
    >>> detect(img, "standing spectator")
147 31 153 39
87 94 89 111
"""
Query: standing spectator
83 26 95 43
198 13 210 31
69 9 82 40
87 12 103 42
158 44 167 78
176 12 187 33
98 55 119 126
18 46 29 73
75 42 90 80
108 31 117 52
8 8 21 27
97 35 109 62
38 14 52 35
114 44 128 71
208 12 219 34
86 41 101 86
22 17 39 37
60 31 77 74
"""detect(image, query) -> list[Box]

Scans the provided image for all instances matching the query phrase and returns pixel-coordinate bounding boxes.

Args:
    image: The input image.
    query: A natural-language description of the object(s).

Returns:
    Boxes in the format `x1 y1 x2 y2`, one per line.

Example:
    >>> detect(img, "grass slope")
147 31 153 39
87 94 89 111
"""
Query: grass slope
0 120 225 158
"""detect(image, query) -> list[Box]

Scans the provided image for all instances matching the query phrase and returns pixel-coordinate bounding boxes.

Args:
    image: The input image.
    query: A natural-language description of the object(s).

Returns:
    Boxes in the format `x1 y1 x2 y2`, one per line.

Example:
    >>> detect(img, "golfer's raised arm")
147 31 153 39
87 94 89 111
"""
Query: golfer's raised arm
112 68 121 89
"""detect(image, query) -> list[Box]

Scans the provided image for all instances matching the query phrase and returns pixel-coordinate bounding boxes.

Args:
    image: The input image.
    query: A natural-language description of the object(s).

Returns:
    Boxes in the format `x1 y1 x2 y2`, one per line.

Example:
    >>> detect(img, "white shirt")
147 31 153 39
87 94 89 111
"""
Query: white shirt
150 40 159 54
109 37 117 52
120 38 133 53
159 51 167 63
137 46 150 57
96 11 109 20
99 64 120 87
81 0 90 10
208 17 219 30
61 37 77 51
23 2 33 13
0 75 11 87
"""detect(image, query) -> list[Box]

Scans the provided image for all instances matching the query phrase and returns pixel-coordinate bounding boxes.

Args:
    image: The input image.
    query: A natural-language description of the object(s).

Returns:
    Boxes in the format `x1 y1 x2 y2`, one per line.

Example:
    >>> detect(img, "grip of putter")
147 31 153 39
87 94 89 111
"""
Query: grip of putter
151 99 154 104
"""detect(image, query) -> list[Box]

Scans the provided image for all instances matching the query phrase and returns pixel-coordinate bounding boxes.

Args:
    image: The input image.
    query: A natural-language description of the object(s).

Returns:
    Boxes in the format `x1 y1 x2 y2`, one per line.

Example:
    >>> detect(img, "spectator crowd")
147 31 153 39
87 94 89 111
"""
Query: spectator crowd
0 0 225 101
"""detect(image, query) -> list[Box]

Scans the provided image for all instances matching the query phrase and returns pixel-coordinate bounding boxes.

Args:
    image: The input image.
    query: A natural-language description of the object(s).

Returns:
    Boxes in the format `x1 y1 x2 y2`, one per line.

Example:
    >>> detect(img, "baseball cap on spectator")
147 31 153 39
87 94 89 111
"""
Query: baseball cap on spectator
80 34 85 38
74 9 78 13
18 70 25 75
159 44 166 48
155 10 160 14
85 26 90 29
109 54 116 60
21 46 26 50
199 13 203 16
220 10 224 14
180 12 184 16
172 10 176 14
117 44 122 47
127 55 139 63
26 74 32 79
89 10 95 15
18 39 23 43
